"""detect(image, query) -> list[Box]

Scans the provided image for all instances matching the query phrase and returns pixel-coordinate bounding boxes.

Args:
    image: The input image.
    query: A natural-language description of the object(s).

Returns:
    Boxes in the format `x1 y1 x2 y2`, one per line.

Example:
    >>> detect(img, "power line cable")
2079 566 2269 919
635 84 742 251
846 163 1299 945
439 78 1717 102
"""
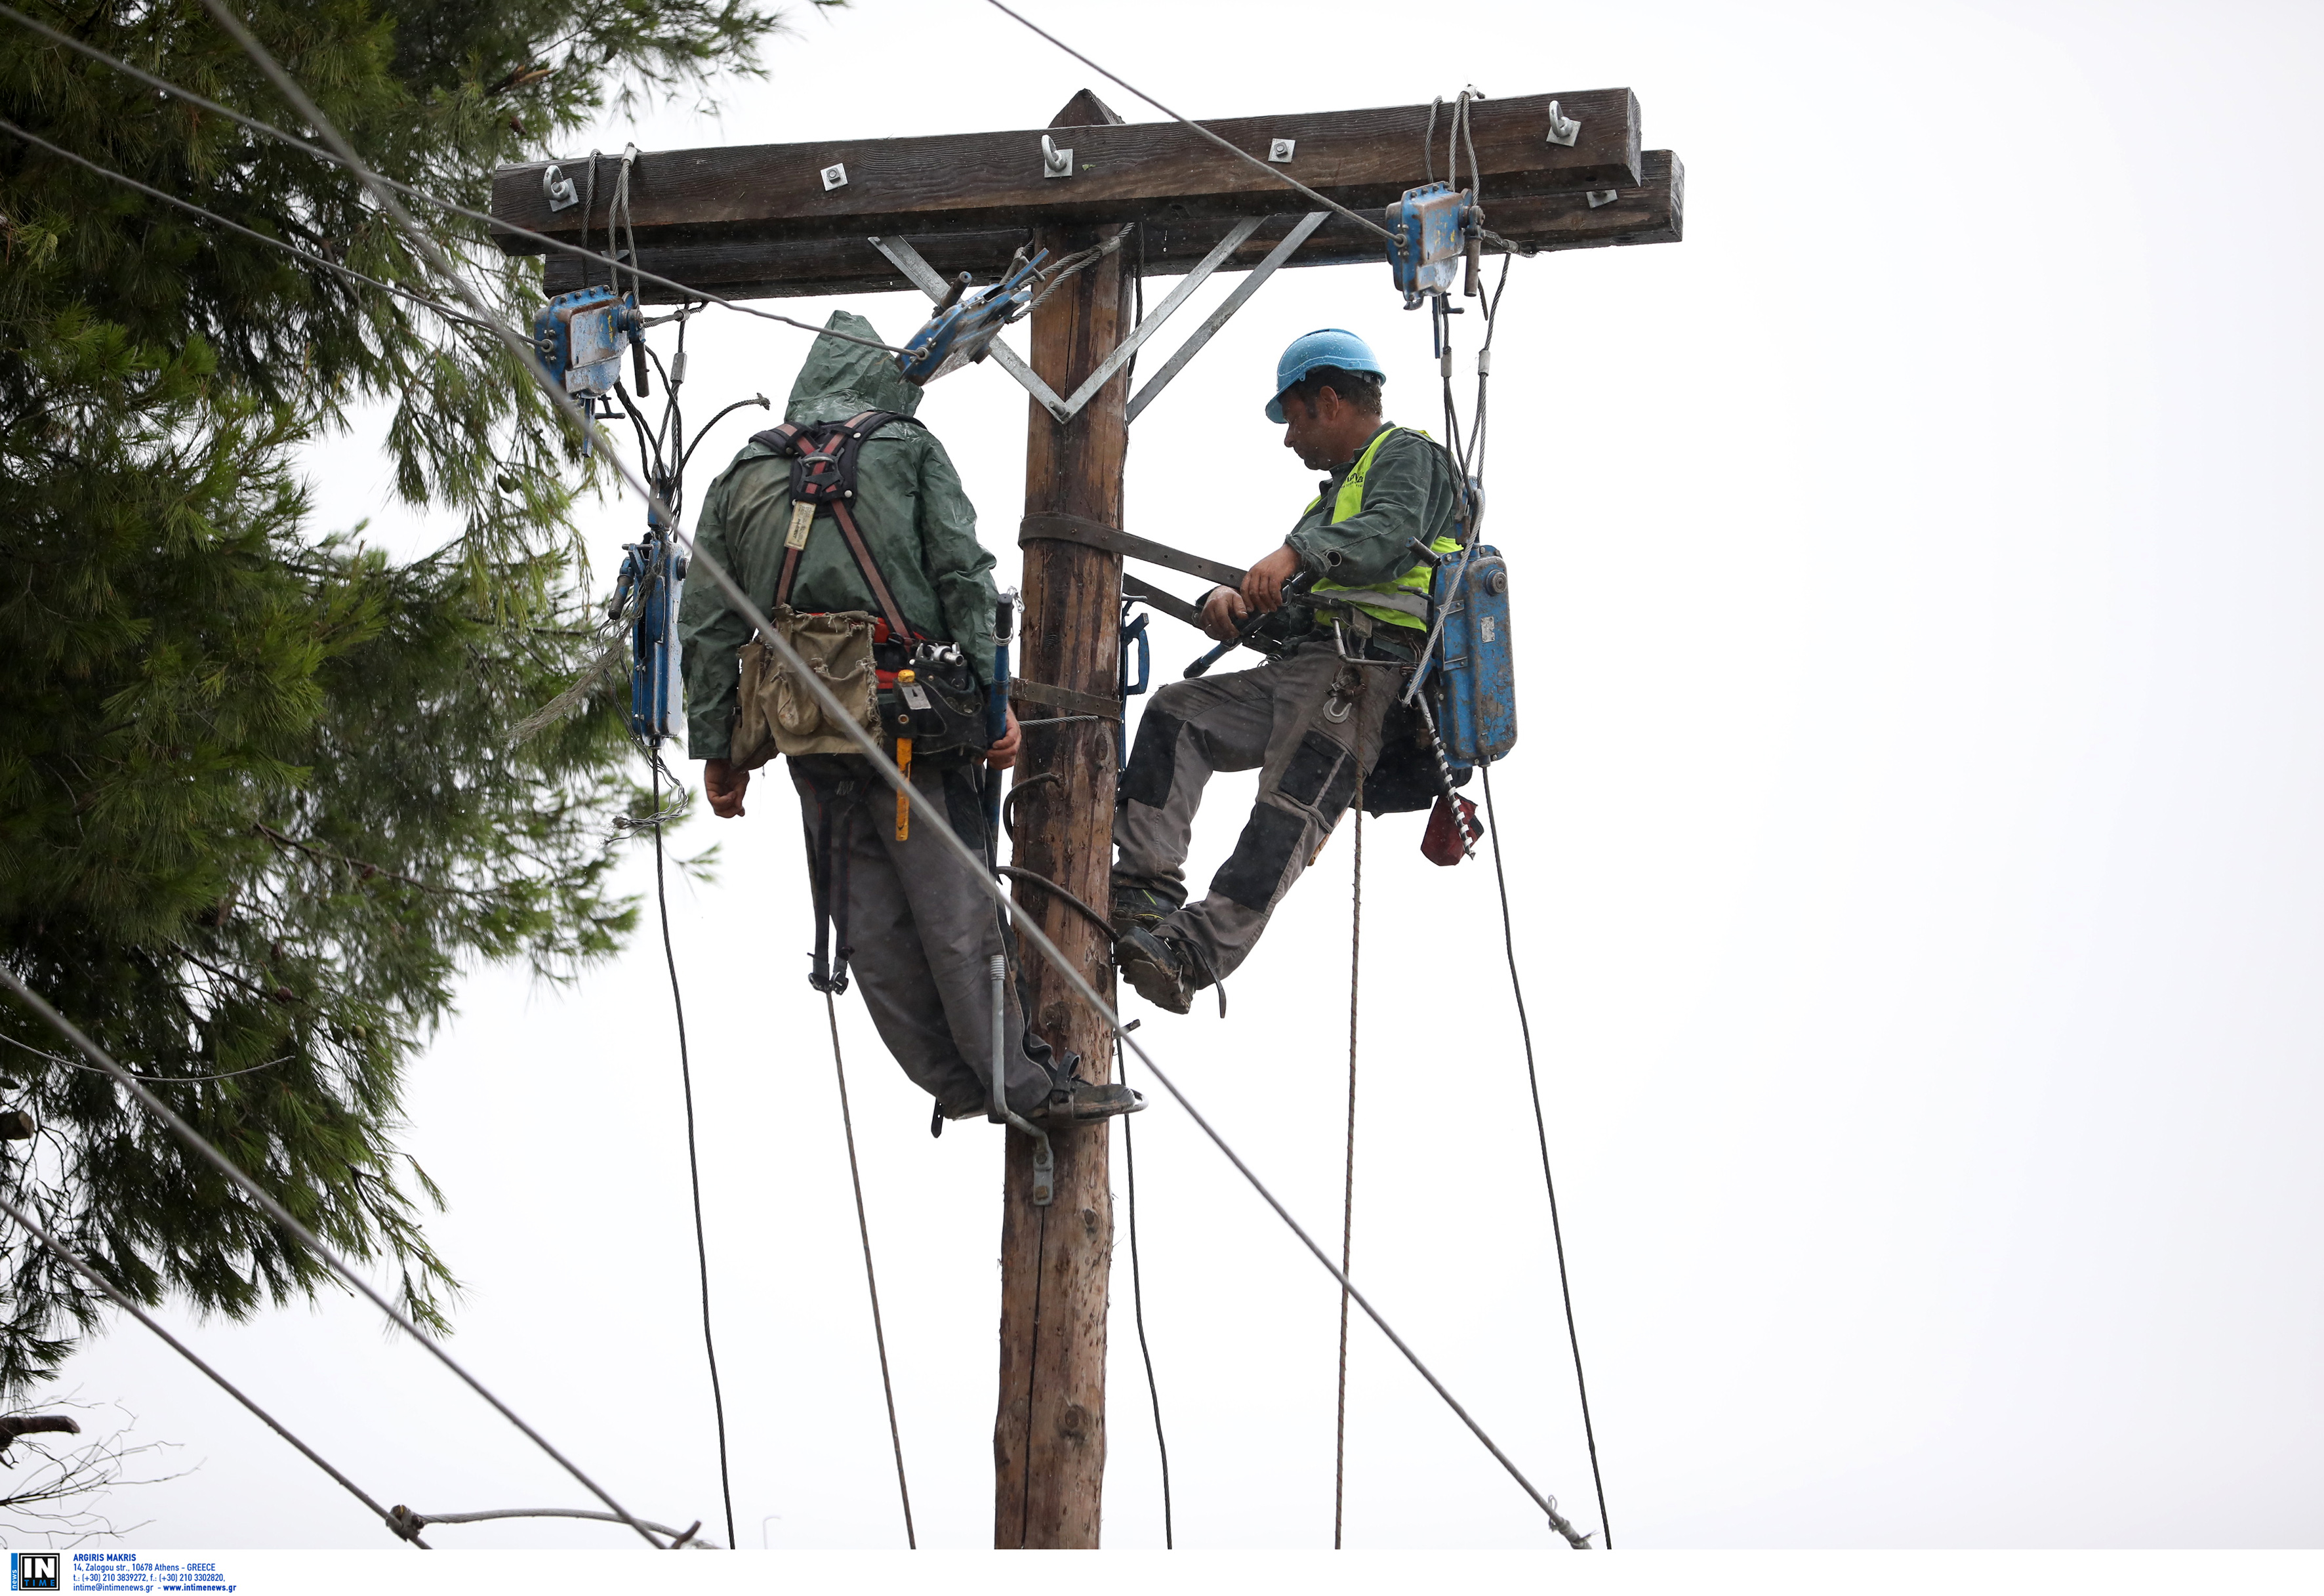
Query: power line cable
0 1187 426 1547
1480 764 1610 1545
648 763 735 1551
0 113 494 334
0 2 905 356
1113 1036 1172 1547
974 0 1399 247
0 963 672 1548
171 0 1591 1541
823 993 916 1549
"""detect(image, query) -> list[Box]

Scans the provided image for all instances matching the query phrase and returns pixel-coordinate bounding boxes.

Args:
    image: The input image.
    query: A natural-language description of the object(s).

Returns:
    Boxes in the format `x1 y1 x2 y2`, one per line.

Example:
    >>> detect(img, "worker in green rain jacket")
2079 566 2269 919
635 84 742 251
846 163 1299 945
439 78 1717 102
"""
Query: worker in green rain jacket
1112 329 1462 1013
680 310 1140 1128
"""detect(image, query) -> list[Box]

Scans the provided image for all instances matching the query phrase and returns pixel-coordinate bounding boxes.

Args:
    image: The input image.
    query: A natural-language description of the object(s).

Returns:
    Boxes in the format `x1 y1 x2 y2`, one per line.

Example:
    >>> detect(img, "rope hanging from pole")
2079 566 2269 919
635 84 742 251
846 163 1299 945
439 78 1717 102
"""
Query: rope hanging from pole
823 993 918 1547
649 764 737 1551
1334 706 1365 1547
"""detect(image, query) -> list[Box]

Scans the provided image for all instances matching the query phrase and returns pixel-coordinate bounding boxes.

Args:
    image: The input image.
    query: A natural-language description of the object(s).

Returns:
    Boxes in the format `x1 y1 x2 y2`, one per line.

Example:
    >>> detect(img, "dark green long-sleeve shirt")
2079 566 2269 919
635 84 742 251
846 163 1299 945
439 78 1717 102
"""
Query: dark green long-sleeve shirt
678 311 999 761
1283 421 1460 591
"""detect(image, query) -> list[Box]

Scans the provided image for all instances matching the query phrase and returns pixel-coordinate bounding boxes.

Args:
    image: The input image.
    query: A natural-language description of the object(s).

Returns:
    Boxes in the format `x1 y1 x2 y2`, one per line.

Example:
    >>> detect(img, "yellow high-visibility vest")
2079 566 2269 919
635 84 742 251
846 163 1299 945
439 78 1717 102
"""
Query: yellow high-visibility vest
1305 426 1459 630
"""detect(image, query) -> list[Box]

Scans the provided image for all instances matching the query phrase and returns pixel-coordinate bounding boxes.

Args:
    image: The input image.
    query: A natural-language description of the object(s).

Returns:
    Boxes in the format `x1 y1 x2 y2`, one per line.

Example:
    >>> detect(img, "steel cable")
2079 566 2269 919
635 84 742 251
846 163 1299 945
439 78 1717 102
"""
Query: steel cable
975 0 1400 247
0 965 671 1548
0 113 495 334
649 764 736 1551
167 0 1591 1542
0 1187 428 1548
1480 765 1610 1545
823 992 917 1549
0 3 906 356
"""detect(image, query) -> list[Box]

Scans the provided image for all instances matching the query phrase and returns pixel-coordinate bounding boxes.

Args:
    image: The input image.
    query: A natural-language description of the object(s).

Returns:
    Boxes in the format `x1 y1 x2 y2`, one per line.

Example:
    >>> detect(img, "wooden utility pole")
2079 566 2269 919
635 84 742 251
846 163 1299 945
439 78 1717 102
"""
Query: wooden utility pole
489 83 1682 1550
991 89 1134 1551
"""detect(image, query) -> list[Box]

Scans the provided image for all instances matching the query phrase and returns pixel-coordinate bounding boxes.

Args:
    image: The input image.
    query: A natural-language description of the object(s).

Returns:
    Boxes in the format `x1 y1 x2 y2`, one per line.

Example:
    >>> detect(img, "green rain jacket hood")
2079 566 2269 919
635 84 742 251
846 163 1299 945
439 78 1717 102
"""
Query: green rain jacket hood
676 313 1000 762
785 310 923 424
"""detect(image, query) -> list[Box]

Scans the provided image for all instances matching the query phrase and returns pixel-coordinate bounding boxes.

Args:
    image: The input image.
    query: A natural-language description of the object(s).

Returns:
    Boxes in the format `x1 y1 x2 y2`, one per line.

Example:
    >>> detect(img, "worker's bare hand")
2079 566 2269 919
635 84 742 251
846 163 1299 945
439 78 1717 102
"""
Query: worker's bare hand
985 704 1022 770
1242 544 1304 614
1200 584 1250 642
703 757 748 819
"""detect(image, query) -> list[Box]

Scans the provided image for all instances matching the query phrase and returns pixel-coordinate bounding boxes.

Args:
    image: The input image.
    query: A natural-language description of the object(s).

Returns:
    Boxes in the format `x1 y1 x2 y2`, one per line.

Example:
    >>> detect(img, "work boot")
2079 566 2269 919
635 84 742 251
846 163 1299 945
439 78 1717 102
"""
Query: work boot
1032 1074 1147 1125
1111 878 1184 937
1115 923 1197 1014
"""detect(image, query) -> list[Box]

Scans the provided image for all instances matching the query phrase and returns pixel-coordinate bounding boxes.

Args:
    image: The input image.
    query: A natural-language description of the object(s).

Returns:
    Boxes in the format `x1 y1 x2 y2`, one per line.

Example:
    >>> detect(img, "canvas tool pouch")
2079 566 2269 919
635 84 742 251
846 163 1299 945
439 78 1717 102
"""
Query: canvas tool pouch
733 606 882 766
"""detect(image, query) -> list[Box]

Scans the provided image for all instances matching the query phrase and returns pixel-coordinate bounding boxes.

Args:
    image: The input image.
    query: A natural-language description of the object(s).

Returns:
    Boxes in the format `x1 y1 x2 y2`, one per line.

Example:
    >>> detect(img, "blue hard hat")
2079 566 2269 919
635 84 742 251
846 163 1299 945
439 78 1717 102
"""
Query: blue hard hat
1266 328 1386 423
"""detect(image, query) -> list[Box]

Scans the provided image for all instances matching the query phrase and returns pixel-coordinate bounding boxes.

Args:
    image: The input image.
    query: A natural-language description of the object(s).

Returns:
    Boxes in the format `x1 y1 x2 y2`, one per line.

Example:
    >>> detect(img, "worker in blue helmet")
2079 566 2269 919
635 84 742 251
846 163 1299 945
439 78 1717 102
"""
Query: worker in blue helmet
1110 329 1465 1014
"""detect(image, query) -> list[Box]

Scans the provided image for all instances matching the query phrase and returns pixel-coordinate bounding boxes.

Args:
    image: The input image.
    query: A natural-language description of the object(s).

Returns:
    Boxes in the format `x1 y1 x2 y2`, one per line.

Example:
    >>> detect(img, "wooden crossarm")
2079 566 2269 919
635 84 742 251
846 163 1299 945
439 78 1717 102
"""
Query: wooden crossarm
540 152 1682 304
491 89 1643 258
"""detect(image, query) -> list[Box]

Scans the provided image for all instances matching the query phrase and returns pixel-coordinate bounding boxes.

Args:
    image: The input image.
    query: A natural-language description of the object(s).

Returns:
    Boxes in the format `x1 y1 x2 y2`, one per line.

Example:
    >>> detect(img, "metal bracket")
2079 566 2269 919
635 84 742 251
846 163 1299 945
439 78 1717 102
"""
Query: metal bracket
1042 134 1073 179
820 162 848 192
1585 189 1618 208
989 954 1055 1205
1545 100 1581 147
542 165 579 213
1126 210 1330 422
1268 138 1297 163
875 215 1276 425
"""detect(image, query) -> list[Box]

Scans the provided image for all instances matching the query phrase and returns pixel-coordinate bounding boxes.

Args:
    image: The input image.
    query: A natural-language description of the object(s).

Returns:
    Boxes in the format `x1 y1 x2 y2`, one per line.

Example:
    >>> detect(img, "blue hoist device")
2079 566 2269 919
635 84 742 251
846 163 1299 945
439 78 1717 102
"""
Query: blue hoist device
897 251 1048 387
1387 176 1511 855
609 488 685 746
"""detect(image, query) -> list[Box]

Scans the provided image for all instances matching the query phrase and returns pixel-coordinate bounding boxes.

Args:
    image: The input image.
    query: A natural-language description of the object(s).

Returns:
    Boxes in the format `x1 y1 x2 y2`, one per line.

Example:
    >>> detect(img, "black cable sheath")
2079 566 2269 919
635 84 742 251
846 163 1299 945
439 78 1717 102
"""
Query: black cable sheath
1480 764 1610 1545
1116 1039 1173 1547
651 762 736 1550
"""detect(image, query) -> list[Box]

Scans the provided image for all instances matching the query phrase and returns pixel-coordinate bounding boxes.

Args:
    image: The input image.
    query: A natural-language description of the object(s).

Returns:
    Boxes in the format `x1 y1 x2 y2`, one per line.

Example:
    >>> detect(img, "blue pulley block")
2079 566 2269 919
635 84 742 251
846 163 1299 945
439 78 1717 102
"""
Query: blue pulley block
1385 182 1473 309
533 285 640 400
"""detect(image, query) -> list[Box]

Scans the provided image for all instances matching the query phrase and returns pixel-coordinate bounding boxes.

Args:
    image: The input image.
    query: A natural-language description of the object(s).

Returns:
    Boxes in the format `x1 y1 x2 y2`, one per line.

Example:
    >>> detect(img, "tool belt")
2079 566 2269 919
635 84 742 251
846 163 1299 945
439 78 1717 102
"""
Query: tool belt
727 411 990 769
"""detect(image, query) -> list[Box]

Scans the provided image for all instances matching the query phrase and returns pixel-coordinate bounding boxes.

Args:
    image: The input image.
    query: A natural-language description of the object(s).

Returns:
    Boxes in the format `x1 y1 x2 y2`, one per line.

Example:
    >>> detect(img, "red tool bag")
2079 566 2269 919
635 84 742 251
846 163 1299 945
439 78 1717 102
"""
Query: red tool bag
1420 793 1478 867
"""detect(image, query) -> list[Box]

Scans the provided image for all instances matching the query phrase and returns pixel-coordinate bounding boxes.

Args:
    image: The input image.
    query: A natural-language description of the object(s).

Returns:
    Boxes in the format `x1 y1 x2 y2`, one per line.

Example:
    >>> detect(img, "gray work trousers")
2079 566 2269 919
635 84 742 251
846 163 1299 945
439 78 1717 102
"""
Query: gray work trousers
788 754 1055 1119
1113 637 1401 981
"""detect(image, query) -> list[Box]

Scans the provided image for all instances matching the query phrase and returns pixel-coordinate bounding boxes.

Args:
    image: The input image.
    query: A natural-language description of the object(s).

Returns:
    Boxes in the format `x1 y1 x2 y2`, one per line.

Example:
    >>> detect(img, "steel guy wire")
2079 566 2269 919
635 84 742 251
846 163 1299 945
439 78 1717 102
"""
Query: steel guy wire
1480 764 1611 1547
389 1507 710 1545
823 992 916 1549
0 3 907 357
0 1185 427 1548
0 964 674 1549
185 0 1590 1542
975 0 1400 247
0 113 497 335
30 18 679 1544
649 762 736 1552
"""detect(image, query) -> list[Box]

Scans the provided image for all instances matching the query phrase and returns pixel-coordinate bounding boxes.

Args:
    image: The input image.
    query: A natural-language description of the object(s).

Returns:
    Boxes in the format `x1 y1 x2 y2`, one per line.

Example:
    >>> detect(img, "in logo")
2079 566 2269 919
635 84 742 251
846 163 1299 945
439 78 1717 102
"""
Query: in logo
9 1552 58 1591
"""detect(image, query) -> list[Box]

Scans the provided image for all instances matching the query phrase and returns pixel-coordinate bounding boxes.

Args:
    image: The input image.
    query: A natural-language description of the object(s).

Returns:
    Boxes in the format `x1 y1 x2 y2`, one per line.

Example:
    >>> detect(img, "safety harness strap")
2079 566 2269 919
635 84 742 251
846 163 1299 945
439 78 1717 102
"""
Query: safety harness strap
758 411 917 642
805 774 861 994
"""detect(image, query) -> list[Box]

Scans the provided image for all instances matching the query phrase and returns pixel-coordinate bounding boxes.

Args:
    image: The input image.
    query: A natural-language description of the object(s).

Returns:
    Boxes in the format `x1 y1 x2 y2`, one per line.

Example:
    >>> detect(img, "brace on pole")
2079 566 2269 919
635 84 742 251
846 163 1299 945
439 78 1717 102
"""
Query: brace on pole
989 954 1054 1205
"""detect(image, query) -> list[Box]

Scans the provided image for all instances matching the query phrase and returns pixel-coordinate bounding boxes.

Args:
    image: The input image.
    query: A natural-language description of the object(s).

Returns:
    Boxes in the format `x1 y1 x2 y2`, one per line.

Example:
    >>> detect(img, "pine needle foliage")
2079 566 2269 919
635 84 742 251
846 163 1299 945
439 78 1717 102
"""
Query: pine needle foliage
0 0 833 1391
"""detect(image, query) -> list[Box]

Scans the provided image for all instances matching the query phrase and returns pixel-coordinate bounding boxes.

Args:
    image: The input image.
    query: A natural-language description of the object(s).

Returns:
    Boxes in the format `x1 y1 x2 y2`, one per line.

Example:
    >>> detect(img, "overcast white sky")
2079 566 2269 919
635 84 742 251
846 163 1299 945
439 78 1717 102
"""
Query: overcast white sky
43 0 2324 1557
